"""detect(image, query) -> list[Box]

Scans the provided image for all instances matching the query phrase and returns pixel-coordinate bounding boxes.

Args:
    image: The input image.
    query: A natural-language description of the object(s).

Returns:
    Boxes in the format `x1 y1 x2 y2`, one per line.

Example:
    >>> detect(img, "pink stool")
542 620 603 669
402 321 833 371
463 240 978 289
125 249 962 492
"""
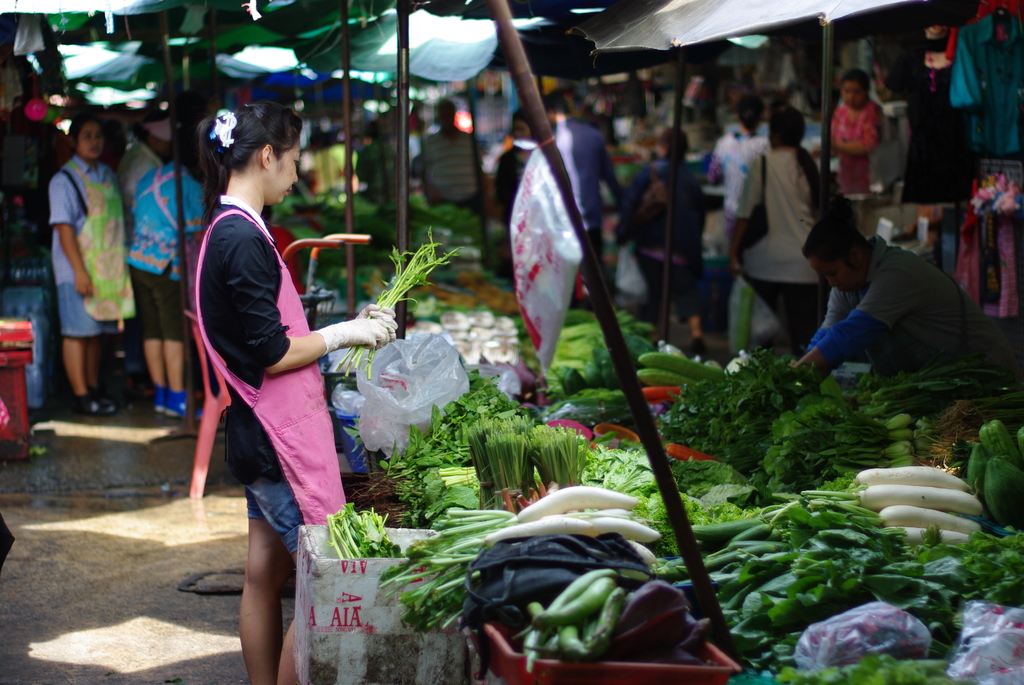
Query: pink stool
186 310 232 499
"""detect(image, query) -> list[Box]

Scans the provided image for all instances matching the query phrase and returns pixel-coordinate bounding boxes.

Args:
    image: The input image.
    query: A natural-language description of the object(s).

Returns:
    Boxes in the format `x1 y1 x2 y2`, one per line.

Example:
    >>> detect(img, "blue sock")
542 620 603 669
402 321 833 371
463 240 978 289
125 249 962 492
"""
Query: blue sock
154 385 167 413
164 389 187 418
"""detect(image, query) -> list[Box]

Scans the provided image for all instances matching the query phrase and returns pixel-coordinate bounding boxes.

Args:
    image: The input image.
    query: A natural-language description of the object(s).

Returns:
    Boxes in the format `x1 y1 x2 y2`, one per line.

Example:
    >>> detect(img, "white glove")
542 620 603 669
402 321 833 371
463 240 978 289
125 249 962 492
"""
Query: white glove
357 303 397 343
316 319 390 353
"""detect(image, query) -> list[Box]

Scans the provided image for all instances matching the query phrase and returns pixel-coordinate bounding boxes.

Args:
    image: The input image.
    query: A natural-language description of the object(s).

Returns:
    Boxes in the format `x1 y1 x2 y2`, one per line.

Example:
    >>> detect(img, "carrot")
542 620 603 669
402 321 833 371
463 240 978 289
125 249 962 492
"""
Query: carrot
642 386 681 403
664 443 718 462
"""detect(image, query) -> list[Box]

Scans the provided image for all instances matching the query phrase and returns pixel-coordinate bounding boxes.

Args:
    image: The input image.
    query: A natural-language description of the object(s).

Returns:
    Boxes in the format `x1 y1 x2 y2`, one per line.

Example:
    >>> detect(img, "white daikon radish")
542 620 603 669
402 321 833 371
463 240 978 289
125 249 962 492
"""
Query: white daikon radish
858 484 983 516
587 517 662 543
627 540 657 565
889 526 971 545
855 466 970 492
483 516 598 546
515 486 639 523
878 505 982 535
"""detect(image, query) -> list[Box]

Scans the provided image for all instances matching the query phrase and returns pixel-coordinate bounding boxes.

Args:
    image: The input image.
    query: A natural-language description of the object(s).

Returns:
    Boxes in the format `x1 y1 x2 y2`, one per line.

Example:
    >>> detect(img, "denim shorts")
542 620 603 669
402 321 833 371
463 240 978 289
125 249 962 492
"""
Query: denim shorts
245 475 304 554
56 283 120 337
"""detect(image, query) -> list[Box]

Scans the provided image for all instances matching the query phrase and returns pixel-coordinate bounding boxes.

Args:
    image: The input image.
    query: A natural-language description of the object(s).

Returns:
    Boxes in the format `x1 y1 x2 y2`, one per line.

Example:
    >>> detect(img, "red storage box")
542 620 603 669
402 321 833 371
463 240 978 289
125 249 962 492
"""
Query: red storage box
0 319 34 349
0 348 32 460
483 622 742 685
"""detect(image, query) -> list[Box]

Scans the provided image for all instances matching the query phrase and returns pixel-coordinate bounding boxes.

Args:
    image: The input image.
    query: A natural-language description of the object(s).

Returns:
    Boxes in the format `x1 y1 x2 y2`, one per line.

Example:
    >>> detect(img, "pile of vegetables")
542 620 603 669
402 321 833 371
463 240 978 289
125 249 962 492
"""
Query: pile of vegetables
326 504 399 559
966 418 1024 530
635 351 725 388
776 654 964 685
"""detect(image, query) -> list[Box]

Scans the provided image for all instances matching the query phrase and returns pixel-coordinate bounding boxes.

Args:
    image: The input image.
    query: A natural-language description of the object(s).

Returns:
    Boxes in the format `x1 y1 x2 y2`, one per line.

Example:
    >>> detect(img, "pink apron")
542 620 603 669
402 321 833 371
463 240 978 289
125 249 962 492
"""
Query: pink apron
194 208 345 525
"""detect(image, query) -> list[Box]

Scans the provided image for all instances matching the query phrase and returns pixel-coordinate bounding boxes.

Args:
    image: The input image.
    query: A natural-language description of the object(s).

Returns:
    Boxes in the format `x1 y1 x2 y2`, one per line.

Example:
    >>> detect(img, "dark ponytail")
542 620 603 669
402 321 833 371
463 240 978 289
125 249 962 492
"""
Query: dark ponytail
802 194 870 262
769 106 819 211
196 101 302 224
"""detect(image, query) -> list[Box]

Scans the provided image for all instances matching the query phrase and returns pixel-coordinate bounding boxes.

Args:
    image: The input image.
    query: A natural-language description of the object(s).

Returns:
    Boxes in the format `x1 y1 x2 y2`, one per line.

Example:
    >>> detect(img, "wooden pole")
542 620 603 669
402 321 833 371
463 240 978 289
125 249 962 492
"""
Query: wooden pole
341 0 357 315
657 48 686 343
394 0 411 339
160 11 197 435
817 21 835 324
482 0 737 659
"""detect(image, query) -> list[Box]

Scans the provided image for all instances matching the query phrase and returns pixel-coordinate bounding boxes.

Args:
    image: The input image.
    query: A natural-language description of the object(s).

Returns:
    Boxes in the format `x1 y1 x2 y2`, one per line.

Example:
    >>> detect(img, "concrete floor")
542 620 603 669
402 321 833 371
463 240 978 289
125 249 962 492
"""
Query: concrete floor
0 392 261 685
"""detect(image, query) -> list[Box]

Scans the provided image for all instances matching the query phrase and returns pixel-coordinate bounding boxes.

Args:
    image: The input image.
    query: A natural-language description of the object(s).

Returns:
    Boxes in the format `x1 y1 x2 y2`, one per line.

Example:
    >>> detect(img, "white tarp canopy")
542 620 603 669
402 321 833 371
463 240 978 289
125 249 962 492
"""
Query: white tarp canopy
572 0 976 52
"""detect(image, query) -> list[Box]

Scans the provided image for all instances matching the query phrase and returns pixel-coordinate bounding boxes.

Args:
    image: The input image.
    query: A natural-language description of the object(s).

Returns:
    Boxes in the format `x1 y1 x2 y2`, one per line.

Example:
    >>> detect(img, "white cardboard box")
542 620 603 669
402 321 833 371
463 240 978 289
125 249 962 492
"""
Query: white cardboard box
294 525 468 685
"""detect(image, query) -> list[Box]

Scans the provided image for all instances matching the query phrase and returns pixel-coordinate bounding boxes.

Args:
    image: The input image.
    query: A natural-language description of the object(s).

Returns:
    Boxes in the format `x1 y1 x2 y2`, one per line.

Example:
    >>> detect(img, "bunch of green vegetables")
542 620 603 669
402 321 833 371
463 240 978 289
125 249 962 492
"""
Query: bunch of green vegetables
658 348 821 473
551 335 655 396
531 425 587 490
854 354 1015 419
379 508 516 632
775 654 964 685
468 417 536 510
325 504 399 559
340 232 459 378
381 371 527 527
519 569 626 671
550 310 654 372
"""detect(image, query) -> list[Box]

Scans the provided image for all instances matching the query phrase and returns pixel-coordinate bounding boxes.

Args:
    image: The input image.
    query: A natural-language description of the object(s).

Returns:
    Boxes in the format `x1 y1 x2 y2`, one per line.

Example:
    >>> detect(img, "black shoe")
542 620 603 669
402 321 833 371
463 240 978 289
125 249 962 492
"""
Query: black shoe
690 337 707 356
73 394 118 416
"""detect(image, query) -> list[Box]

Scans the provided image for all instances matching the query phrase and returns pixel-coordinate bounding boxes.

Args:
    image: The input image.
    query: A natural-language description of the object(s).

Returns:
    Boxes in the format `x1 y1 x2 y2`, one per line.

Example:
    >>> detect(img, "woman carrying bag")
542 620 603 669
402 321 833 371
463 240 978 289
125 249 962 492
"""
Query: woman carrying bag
729 107 819 355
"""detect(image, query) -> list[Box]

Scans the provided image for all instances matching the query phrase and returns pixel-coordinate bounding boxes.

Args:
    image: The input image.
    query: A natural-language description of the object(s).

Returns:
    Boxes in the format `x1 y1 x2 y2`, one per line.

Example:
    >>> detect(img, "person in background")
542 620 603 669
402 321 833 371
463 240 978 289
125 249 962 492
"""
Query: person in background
118 110 172 398
544 92 623 260
99 118 127 171
730 107 820 355
195 102 396 685
797 195 1022 381
708 94 770 243
494 110 535 279
355 119 395 206
831 68 882 195
421 99 481 213
128 125 204 418
49 113 135 416
617 128 707 354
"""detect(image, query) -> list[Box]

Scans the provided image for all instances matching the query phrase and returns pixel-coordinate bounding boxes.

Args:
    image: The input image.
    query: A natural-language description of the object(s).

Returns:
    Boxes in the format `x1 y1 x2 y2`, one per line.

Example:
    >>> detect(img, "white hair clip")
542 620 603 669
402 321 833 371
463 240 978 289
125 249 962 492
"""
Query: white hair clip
210 112 237 151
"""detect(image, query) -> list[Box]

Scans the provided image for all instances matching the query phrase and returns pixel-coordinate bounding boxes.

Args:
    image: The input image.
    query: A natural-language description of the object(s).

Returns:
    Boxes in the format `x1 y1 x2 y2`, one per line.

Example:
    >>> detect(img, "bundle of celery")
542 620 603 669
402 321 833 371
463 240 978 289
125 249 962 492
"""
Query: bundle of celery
340 232 458 378
326 504 399 559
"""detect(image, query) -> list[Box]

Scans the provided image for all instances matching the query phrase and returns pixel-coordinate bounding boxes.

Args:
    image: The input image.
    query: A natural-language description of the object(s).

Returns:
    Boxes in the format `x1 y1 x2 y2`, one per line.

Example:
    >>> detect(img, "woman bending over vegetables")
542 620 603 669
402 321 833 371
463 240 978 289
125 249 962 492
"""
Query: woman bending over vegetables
796 195 1021 381
194 101 396 685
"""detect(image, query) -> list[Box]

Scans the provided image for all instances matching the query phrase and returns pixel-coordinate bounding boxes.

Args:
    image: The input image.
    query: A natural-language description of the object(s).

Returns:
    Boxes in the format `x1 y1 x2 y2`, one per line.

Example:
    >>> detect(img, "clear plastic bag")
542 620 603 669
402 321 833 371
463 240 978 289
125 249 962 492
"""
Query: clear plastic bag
356 334 469 457
727 275 783 355
510 149 583 374
794 601 931 671
947 601 1024 682
615 244 648 308
470 363 522 400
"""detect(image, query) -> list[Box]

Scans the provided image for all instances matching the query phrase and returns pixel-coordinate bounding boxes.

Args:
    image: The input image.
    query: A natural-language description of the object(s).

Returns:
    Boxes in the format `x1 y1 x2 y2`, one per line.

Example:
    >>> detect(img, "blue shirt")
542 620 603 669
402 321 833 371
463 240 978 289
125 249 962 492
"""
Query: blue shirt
556 118 623 231
127 164 204 280
950 14 1024 156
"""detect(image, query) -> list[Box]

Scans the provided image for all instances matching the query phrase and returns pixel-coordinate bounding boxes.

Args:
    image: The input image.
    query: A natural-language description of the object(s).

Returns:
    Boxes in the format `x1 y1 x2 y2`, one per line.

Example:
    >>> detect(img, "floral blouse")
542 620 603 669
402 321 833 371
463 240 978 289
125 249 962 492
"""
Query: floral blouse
831 101 881 195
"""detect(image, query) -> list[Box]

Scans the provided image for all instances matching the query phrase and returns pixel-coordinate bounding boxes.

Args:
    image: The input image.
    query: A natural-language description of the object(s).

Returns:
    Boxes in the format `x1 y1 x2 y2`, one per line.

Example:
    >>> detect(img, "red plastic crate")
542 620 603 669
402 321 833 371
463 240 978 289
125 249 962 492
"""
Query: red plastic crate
0 349 32 460
483 622 742 685
0 319 33 349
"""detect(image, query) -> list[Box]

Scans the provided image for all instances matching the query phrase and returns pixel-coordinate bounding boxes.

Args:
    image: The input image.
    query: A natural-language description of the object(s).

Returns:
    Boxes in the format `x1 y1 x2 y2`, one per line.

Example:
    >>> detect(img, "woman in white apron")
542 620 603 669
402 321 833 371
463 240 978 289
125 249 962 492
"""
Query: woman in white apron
194 102 396 685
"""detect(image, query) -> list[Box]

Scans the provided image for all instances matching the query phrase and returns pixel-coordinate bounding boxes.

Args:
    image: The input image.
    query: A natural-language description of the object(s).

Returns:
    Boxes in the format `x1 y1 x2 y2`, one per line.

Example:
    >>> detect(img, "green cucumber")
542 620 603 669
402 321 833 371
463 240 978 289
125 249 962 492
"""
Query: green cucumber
638 352 727 383
980 419 1024 469
729 522 772 543
637 368 694 387
691 517 764 542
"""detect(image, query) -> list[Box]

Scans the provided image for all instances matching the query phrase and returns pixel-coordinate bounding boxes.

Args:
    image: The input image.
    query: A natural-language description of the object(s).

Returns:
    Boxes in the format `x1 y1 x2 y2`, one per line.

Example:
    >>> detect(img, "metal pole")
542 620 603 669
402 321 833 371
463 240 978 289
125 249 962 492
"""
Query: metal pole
466 86 490 270
818 20 835 324
483 0 737 659
341 0 357 315
657 48 686 342
209 9 220 106
160 11 197 435
395 0 411 339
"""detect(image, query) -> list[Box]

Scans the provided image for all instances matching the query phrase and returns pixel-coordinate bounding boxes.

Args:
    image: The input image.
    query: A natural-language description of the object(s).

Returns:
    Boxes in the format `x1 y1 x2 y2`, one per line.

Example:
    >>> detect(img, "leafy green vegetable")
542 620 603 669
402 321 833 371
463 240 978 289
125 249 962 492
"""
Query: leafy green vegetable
776 654 962 685
582 448 657 498
326 504 399 558
671 459 749 499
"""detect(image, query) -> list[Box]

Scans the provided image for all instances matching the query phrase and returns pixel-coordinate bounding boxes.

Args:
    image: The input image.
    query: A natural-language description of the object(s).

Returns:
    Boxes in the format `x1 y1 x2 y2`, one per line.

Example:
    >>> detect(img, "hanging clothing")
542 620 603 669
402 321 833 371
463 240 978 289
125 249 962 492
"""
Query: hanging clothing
983 215 1020 319
196 205 344 524
953 208 981 302
950 13 1024 156
61 158 135 322
831 101 882 195
885 46 974 203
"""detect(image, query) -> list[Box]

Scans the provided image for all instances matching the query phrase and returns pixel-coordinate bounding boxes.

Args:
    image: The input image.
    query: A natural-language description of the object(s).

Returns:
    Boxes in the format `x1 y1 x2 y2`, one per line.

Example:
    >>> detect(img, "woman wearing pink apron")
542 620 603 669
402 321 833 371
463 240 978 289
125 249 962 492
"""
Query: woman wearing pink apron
194 103 396 685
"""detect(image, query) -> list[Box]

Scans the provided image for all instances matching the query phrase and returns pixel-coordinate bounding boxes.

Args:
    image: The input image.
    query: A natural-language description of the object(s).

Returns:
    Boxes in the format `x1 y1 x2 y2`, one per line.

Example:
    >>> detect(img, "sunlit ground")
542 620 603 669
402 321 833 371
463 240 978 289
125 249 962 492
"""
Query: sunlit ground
21 495 248 546
33 420 175 445
28 617 241 672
